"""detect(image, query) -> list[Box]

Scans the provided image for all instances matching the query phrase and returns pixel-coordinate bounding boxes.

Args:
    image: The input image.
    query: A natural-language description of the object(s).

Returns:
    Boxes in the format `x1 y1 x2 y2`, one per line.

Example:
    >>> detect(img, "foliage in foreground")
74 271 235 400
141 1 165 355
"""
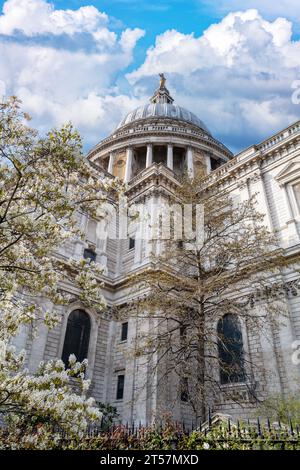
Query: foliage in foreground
256 393 300 424
1 421 299 450
0 97 122 446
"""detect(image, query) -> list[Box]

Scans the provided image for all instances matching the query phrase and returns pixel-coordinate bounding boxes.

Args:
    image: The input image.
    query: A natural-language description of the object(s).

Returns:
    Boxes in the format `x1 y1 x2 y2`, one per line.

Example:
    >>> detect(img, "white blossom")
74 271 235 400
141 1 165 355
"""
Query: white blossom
0 97 123 449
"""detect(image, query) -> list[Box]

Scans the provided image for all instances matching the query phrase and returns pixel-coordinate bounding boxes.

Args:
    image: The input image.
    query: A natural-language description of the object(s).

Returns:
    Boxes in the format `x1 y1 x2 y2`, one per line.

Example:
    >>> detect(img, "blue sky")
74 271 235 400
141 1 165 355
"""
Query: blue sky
51 1 220 65
0 0 300 153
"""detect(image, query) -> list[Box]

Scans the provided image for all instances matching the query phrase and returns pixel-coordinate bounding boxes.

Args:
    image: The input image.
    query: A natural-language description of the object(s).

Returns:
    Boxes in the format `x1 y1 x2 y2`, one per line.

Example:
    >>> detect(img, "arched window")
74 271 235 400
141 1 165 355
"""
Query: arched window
217 314 245 384
62 310 91 366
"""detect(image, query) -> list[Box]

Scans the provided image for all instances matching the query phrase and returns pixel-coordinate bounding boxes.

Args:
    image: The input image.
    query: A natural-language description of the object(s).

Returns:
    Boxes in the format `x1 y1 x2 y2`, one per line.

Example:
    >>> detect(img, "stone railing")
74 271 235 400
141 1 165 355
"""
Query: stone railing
88 121 232 160
205 119 300 185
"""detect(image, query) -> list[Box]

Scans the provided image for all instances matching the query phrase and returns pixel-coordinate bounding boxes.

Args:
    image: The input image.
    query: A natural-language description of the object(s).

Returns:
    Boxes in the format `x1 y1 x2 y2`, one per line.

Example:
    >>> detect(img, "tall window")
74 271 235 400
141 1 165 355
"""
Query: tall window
62 310 91 366
180 377 189 402
121 322 128 341
129 237 135 250
83 248 97 263
217 314 245 385
116 375 125 400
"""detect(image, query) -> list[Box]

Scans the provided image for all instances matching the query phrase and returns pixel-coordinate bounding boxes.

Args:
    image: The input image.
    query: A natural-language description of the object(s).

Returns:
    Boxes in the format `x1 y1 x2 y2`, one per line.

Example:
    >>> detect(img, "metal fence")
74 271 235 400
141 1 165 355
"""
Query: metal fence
56 412 300 450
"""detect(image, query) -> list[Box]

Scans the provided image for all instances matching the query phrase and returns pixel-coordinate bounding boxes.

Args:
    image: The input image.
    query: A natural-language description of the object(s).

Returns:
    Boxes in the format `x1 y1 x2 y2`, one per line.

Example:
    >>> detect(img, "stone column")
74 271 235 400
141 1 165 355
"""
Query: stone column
284 184 299 242
73 211 88 260
205 154 211 174
146 144 153 168
274 300 300 393
124 147 133 182
108 152 114 174
167 144 173 170
186 147 194 178
134 204 144 266
144 197 155 260
249 171 274 233
28 299 53 373
95 218 108 274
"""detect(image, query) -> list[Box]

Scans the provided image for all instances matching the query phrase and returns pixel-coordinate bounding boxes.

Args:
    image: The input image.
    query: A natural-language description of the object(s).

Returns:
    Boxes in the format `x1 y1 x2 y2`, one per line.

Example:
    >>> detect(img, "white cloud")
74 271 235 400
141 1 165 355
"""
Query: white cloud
1 1 300 153
203 1 300 24
0 0 145 147
127 9 300 151
0 0 108 36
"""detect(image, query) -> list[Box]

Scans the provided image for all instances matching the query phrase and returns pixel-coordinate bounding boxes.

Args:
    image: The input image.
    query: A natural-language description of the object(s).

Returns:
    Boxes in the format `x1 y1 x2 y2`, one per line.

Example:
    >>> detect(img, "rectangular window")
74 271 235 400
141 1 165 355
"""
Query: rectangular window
116 375 125 400
83 248 97 263
177 240 183 249
180 377 189 402
180 324 187 338
121 322 128 341
129 237 135 250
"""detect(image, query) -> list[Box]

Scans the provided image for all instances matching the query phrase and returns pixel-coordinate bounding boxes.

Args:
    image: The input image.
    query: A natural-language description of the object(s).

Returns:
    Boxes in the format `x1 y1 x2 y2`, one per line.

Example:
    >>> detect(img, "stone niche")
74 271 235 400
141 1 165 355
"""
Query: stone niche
194 150 207 176
113 152 127 179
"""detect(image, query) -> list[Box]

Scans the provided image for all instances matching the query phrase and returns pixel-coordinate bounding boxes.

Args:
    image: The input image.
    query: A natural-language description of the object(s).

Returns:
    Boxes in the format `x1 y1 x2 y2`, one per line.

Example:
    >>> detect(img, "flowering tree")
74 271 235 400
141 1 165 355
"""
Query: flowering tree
0 97 121 448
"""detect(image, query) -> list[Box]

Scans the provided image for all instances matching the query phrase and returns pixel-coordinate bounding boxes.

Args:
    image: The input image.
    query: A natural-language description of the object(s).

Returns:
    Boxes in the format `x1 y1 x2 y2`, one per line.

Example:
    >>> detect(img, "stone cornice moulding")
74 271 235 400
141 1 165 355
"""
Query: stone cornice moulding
88 123 232 161
205 132 300 191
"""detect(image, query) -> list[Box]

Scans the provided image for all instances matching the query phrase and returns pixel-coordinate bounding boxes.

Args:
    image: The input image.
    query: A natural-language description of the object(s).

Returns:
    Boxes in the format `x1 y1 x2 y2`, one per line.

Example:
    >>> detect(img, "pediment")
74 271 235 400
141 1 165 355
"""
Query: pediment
276 159 300 186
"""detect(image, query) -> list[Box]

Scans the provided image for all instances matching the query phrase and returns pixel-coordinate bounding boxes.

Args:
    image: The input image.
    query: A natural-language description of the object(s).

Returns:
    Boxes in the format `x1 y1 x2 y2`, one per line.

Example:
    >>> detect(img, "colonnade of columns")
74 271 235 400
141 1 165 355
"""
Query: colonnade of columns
107 144 213 182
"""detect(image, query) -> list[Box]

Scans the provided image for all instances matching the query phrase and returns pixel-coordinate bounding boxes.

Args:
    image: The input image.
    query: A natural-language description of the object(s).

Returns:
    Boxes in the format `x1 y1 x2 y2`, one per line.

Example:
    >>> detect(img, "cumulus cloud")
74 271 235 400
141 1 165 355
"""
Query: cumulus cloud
0 0 108 36
127 9 300 151
0 0 144 148
203 1 300 24
1 2 300 153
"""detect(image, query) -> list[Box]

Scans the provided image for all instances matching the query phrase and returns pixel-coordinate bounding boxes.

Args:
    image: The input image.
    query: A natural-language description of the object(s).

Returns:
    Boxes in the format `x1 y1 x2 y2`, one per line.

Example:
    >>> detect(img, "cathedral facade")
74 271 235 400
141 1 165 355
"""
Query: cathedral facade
15 77 300 425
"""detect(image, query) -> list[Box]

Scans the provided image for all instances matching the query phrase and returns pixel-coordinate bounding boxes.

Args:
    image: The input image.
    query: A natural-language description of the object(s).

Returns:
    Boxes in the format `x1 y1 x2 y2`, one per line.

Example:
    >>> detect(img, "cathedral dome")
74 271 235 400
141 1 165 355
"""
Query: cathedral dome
116 73 210 134
116 102 211 134
88 74 233 176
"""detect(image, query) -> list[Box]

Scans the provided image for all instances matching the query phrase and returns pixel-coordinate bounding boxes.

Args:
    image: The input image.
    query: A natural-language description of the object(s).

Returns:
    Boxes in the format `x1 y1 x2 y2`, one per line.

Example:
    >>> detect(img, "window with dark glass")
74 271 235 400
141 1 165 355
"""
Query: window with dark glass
210 157 223 171
116 375 125 400
83 248 97 263
180 377 189 402
217 314 245 385
177 240 184 249
180 324 187 338
129 237 135 250
121 322 128 341
62 310 91 367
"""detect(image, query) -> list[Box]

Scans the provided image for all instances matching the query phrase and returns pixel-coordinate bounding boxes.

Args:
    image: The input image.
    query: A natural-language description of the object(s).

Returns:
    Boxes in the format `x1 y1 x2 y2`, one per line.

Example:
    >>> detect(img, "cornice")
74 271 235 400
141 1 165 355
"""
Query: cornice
87 118 232 161
125 163 181 200
205 120 300 190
